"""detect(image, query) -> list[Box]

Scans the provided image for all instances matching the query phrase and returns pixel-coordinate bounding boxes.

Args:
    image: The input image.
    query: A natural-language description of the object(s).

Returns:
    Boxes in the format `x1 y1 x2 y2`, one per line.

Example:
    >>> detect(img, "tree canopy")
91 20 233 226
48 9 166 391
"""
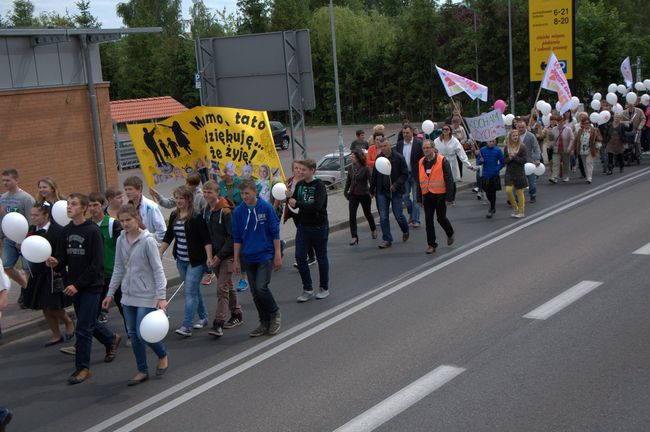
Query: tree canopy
2 0 649 123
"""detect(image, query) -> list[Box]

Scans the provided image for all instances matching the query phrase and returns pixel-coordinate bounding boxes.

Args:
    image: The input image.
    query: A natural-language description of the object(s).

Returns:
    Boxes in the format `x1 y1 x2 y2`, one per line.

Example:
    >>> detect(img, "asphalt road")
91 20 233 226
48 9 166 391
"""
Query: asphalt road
2 164 649 432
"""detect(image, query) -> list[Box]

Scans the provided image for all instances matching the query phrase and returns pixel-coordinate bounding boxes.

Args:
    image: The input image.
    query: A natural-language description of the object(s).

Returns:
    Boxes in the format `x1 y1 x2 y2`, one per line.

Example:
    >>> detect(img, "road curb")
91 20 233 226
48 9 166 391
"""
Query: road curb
0 182 472 345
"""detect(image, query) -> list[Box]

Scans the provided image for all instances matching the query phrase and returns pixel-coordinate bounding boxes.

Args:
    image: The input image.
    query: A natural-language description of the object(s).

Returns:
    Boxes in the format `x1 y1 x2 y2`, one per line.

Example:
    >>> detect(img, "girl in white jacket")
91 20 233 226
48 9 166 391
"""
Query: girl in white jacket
434 125 473 201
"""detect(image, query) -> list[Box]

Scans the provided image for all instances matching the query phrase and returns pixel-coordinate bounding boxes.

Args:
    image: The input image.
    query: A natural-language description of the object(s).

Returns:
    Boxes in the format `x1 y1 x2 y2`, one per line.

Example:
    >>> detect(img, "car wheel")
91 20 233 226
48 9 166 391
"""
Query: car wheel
281 136 290 150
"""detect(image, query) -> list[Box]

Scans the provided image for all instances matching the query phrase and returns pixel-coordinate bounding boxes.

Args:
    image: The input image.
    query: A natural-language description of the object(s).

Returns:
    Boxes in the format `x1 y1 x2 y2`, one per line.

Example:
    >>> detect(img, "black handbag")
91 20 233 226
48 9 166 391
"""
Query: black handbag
51 270 65 294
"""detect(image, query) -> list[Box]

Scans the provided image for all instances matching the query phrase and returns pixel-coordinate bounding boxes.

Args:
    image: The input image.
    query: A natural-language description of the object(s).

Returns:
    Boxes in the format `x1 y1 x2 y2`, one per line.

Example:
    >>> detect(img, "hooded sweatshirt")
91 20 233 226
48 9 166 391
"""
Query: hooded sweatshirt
203 197 234 260
232 197 280 263
108 230 166 308
55 219 104 293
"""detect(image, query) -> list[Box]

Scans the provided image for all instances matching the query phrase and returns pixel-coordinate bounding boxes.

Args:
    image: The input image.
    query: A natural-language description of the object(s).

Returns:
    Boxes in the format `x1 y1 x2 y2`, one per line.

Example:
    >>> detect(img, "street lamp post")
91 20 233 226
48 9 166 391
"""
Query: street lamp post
329 0 346 184
179 34 203 106
507 0 515 116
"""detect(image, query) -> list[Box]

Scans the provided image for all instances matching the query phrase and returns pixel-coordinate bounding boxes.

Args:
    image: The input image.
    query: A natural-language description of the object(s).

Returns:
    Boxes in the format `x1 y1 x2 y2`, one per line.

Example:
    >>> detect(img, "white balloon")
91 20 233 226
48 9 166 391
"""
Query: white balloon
644 79 650 91
502 114 507 124
51 200 70 226
599 111 611 125
613 103 623 114
593 92 602 101
1 212 28 243
536 100 546 111
571 96 580 109
139 309 169 343
542 113 551 126
421 120 435 135
21 235 52 263
617 84 627 94
524 163 536 176
608 83 617 94
374 157 392 175
540 102 552 115
556 101 562 111
504 114 515 126
635 82 645 91
534 163 546 176
589 112 600 124
641 94 650 104
271 183 288 201
606 92 618 105
590 99 601 111
625 92 637 105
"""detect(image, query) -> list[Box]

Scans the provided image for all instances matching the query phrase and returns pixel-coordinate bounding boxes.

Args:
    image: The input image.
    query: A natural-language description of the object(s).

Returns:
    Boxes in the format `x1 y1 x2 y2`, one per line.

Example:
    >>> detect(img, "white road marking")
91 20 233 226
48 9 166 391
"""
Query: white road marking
85 168 650 432
332 365 465 432
523 281 603 320
632 242 650 255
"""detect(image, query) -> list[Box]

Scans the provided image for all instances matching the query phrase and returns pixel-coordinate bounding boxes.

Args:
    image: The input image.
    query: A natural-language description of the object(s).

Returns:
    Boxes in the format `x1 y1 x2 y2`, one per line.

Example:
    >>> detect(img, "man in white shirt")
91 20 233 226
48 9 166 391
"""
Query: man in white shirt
123 176 166 244
395 125 423 228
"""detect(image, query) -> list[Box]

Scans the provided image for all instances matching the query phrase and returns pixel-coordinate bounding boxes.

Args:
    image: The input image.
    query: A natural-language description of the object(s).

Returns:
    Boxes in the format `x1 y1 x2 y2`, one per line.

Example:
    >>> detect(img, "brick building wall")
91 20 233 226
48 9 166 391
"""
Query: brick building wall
0 83 118 198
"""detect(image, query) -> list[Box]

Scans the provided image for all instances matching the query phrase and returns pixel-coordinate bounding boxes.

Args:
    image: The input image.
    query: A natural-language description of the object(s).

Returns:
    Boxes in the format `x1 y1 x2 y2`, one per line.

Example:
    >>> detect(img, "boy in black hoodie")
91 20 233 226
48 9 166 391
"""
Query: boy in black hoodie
47 193 120 385
288 159 330 303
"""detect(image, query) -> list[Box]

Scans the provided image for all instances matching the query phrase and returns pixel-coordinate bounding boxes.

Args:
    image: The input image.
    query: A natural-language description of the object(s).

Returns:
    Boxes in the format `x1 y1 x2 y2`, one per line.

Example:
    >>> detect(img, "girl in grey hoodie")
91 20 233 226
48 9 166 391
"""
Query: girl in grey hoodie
102 204 168 386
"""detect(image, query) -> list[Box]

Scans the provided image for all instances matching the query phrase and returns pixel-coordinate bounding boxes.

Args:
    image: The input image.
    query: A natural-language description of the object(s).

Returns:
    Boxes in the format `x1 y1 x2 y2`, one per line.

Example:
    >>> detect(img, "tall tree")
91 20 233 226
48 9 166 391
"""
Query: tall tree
8 0 36 27
38 10 75 27
236 0 270 34
73 0 101 28
189 0 225 38
270 0 310 31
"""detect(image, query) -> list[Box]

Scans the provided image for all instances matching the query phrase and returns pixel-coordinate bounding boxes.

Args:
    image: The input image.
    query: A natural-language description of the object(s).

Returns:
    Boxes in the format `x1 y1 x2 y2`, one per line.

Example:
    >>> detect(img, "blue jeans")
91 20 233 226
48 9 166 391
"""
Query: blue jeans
243 260 278 323
122 305 166 374
376 190 409 243
73 291 116 371
527 174 537 198
403 174 420 223
176 260 208 328
2 238 29 270
295 225 329 291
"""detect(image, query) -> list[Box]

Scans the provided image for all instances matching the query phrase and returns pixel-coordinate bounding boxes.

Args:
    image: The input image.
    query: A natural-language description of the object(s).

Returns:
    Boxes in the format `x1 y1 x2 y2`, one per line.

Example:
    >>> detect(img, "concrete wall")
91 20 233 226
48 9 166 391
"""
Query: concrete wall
0 83 118 196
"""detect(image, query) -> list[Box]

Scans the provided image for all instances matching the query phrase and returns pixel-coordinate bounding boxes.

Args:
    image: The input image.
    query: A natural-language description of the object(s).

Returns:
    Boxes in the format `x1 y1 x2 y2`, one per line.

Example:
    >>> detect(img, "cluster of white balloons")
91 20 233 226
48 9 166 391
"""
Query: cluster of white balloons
1 212 52 264
524 162 546 176
589 79 650 124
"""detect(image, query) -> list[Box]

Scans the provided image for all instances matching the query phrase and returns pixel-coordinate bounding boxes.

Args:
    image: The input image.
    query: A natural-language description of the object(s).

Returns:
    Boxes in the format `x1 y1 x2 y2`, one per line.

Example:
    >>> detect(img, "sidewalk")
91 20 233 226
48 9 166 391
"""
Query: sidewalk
0 180 473 344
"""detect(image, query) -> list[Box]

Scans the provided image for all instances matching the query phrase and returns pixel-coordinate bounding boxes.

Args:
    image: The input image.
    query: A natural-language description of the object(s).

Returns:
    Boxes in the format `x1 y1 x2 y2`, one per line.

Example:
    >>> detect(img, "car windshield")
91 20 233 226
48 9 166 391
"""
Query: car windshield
318 157 340 171
318 154 352 171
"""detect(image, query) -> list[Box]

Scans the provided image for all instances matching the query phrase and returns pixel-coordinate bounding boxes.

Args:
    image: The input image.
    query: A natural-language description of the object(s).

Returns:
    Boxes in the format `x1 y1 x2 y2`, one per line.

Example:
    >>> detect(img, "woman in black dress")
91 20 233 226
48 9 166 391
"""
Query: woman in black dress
22 203 75 346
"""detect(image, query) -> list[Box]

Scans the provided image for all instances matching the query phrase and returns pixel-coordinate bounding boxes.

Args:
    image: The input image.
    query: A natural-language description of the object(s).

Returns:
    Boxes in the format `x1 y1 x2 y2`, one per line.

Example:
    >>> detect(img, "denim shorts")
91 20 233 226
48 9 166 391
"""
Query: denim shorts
2 238 29 271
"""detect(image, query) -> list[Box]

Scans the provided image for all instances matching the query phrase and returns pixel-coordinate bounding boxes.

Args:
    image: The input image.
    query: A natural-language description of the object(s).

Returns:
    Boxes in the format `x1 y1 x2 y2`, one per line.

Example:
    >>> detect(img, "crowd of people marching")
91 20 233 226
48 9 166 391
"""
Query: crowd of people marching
0 97 647 405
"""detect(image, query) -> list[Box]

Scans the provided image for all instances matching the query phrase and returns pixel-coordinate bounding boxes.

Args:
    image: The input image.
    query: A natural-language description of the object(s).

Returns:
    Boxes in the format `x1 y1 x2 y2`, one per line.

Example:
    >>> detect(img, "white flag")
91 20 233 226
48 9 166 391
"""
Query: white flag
620 57 633 88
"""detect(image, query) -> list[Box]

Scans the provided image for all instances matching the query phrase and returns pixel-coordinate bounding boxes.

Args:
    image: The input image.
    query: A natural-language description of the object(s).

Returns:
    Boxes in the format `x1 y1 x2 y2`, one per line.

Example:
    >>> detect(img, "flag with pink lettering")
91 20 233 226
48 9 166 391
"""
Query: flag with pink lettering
620 57 633 88
540 52 573 115
435 65 488 102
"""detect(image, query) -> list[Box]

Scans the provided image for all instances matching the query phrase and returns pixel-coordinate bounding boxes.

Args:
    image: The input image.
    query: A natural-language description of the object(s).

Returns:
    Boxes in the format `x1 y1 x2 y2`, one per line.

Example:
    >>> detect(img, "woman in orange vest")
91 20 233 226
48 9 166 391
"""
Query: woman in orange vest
416 140 456 254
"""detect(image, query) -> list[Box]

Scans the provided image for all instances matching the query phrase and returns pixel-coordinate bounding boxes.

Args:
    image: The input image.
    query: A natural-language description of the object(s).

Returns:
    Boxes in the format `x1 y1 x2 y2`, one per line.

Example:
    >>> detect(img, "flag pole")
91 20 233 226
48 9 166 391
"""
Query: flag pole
530 85 544 127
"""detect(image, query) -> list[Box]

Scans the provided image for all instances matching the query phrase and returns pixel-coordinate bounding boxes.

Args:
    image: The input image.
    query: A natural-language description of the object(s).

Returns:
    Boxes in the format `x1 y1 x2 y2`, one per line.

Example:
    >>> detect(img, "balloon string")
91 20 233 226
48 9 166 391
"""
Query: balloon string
167 281 184 305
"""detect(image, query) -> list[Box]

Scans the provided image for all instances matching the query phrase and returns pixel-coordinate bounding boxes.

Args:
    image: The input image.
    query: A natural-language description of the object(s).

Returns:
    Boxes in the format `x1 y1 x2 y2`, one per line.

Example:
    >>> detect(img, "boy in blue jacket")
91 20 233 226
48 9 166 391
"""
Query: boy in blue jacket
232 178 282 337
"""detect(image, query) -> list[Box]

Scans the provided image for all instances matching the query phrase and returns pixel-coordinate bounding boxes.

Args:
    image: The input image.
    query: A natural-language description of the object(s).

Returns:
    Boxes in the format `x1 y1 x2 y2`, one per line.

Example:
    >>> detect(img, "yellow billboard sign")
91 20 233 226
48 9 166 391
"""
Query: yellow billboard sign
529 0 573 81
127 106 285 188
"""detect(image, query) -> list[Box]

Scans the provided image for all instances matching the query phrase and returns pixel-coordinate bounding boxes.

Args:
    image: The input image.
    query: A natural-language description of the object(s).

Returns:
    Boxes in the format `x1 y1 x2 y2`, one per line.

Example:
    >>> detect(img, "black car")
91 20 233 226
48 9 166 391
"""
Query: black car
271 121 290 150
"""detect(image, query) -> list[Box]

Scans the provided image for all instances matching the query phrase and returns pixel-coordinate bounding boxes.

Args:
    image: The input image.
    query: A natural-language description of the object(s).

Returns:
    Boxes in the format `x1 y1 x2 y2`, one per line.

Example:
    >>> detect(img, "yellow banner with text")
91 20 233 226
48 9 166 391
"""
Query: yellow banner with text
529 0 574 81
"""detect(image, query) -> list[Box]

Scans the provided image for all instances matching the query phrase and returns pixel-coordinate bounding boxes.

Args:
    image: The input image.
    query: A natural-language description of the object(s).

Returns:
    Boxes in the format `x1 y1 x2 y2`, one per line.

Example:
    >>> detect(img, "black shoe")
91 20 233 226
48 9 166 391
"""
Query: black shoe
529 197 536 203
127 373 149 386
208 321 224 337
223 313 243 329
0 409 12 432
307 257 317 266
486 211 493 219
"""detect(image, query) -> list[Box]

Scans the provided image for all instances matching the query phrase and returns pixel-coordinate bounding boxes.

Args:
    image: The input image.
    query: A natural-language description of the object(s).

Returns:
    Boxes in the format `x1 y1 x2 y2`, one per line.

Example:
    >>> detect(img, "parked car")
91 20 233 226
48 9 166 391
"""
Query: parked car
315 151 352 187
270 121 290 150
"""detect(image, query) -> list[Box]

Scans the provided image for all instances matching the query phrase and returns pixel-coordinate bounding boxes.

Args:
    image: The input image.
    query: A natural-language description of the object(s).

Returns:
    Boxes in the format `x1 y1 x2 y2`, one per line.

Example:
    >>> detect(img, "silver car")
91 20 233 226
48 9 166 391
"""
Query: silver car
315 151 353 187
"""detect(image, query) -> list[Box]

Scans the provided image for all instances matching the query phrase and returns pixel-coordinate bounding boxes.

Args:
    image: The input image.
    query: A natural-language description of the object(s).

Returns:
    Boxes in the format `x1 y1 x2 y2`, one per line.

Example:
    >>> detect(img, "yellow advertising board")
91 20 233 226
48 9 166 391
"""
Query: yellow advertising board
529 0 573 81
127 106 285 189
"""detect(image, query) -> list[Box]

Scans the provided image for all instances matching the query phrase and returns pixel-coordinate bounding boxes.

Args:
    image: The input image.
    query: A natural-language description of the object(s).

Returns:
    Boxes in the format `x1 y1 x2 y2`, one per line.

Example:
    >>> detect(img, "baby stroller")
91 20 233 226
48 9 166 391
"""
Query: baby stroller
623 130 641 166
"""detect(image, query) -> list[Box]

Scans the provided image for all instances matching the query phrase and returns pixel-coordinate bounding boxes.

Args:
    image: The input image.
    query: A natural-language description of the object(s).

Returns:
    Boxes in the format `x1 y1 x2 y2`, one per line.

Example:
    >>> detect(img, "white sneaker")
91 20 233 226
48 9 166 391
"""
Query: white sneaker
315 288 330 299
297 290 315 303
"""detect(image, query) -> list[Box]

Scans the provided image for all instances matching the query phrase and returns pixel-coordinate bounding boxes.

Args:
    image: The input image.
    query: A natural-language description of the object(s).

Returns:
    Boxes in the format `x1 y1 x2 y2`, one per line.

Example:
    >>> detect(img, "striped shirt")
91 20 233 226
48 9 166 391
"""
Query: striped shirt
173 219 189 262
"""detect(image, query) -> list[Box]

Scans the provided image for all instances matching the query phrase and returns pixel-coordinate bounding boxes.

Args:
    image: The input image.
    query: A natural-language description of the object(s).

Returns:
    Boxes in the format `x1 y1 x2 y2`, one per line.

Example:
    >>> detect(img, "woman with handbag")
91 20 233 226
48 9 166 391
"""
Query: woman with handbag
344 150 377 245
22 202 75 346
102 204 169 386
